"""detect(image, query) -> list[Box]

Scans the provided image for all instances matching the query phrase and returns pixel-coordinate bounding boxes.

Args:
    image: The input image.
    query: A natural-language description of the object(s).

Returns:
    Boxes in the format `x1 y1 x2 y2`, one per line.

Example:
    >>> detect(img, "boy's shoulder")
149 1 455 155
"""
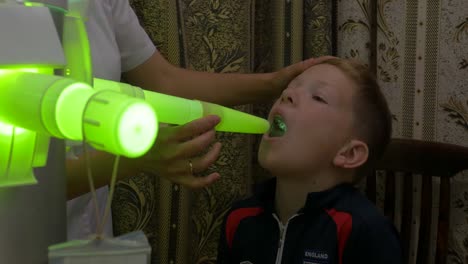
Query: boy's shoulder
334 186 391 226
326 185 387 226
224 179 276 219
336 188 402 262
228 196 264 212
334 187 400 244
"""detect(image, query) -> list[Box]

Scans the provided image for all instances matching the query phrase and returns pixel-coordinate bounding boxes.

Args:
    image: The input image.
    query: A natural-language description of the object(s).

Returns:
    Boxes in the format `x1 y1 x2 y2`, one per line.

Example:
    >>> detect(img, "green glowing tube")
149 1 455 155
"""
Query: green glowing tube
0 72 158 158
32 133 50 168
93 78 270 134
0 69 52 187
0 71 94 139
83 90 158 158
0 123 37 187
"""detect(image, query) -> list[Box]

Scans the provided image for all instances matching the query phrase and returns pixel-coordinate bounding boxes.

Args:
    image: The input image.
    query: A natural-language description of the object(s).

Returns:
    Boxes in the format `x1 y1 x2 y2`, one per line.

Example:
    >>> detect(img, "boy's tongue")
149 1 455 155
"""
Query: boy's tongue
268 116 287 137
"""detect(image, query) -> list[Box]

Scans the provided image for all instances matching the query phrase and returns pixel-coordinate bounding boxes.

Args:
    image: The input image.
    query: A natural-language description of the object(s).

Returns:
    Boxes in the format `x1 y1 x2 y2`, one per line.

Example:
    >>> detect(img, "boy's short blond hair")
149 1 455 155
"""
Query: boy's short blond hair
316 58 392 181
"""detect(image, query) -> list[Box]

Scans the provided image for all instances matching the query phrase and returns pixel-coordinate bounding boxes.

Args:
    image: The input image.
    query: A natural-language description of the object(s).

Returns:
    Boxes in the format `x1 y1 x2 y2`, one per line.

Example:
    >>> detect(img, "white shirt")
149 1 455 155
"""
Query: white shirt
66 0 156 240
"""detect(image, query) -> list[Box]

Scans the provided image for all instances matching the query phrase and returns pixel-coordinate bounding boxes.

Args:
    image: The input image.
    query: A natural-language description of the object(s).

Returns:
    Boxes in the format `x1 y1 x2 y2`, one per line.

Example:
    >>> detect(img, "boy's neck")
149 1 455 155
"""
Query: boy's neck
274 170 352 224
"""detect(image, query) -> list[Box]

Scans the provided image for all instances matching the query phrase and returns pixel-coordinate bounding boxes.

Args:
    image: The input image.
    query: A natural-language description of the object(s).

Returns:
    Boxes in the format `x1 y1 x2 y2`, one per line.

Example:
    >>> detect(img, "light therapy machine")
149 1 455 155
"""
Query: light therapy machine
0 0 269 263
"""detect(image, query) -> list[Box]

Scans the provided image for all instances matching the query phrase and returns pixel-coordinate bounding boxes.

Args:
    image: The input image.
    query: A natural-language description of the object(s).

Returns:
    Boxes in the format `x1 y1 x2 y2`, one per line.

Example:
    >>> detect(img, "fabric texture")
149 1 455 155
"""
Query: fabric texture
336 1 468 263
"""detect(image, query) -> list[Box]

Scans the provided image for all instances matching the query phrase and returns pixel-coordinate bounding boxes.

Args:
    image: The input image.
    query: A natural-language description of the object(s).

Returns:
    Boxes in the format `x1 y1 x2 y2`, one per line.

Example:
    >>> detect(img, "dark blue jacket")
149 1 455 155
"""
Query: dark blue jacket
217 179 403 264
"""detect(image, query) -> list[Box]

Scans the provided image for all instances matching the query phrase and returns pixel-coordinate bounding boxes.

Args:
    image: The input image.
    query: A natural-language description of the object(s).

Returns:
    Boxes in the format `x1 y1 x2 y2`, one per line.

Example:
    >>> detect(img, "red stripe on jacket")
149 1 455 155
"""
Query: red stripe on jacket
226 207 264 249
326 208 352 264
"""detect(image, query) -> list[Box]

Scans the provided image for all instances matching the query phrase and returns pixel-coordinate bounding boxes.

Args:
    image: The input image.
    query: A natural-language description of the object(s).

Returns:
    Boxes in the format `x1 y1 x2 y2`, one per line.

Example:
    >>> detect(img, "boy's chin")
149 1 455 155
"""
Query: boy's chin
257 155 272 171
258 155 283 172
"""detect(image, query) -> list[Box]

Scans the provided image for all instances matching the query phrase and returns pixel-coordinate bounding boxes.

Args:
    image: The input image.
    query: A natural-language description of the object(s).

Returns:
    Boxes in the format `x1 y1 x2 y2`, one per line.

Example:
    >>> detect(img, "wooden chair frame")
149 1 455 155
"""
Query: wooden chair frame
366 138 468 264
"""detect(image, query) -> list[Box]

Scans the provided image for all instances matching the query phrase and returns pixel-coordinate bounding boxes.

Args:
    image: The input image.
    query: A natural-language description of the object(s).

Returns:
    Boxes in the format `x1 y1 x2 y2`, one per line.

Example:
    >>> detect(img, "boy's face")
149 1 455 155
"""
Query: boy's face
258 63 358 177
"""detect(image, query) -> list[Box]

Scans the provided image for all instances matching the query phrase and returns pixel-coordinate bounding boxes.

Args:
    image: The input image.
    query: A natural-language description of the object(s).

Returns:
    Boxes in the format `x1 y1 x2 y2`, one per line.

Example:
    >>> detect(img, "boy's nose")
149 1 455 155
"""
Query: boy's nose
280 89 294 104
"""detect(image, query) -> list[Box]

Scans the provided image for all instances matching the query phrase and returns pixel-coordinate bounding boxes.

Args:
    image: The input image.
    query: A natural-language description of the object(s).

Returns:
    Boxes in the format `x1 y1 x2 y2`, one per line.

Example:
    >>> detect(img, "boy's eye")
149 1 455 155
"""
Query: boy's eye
312 95 327 104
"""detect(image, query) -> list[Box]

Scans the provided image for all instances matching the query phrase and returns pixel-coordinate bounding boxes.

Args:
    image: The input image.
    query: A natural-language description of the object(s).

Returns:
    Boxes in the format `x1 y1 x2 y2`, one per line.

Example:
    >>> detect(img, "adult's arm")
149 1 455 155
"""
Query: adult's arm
123 51 333 106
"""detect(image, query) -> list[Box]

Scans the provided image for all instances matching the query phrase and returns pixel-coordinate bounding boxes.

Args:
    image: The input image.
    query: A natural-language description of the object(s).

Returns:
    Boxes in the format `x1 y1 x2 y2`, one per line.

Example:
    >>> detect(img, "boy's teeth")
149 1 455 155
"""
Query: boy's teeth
268 116 287 137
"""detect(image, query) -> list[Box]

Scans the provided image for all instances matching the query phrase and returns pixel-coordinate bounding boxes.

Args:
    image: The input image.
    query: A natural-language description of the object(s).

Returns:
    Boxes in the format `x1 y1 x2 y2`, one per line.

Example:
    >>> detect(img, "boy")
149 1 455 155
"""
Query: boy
217 58 402 264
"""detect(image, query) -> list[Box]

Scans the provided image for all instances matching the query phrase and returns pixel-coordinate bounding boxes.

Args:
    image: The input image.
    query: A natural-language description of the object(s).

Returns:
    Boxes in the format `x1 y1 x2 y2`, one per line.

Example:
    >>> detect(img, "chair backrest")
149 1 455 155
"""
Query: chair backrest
366 138 468 264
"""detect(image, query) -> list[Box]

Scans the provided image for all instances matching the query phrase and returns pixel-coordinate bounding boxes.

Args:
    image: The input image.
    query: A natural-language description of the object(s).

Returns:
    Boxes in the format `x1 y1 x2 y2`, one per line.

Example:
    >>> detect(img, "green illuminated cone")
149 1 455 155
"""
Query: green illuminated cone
93 78 270 134
198 101 269 133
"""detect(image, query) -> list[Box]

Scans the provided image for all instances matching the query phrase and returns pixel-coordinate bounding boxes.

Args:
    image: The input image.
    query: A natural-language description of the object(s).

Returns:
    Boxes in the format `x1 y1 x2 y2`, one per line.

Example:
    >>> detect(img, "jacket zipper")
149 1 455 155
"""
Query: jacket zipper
273 214 300 264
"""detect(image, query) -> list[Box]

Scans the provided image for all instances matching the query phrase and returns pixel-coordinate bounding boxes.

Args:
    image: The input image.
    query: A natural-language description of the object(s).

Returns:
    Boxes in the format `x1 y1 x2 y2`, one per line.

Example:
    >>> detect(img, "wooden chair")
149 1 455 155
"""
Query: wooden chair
366 138 468 264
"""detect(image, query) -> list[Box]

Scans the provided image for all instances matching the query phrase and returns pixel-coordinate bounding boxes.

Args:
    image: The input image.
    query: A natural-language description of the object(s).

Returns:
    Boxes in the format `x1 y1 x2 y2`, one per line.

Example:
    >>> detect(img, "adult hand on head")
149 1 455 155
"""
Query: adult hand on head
138 115 222 188
270 56 337 94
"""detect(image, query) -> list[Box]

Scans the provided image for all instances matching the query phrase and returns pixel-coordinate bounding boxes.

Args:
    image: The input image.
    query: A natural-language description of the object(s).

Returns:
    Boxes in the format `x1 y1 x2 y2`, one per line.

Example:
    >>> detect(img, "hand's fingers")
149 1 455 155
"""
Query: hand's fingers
153 124 179 145
277 56 338 89
157 141 221 186
301 55 337 69
166 142 222 188
184 172 221 189
167 142 221 176
306 56 338 66
174 115 221 141
176 130 218 158
190 142 222 173
148 126 179 162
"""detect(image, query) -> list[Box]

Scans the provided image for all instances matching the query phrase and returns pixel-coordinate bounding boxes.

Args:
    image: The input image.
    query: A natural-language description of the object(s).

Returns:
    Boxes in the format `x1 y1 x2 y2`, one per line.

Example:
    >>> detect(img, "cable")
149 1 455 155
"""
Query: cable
97 155 120 237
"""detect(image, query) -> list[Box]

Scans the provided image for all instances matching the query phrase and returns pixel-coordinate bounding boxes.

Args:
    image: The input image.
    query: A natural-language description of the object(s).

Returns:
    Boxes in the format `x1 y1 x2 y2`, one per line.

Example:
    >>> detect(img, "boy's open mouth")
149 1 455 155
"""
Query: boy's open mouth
268 115 287 137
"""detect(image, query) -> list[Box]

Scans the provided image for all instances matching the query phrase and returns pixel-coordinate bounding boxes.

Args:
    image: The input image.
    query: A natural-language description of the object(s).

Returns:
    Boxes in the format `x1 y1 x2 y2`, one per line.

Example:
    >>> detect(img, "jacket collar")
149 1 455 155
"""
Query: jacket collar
252 178 355 214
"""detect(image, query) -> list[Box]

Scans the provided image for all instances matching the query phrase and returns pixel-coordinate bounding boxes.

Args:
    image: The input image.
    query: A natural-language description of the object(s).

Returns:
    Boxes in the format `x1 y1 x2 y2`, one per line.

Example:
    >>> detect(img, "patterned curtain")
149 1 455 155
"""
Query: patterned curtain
112 0 467 263
336 0 468 264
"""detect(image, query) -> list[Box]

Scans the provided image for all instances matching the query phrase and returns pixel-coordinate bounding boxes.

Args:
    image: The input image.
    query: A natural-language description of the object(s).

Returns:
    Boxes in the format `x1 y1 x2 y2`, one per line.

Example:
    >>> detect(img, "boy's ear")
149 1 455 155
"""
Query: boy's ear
333 140 369 169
